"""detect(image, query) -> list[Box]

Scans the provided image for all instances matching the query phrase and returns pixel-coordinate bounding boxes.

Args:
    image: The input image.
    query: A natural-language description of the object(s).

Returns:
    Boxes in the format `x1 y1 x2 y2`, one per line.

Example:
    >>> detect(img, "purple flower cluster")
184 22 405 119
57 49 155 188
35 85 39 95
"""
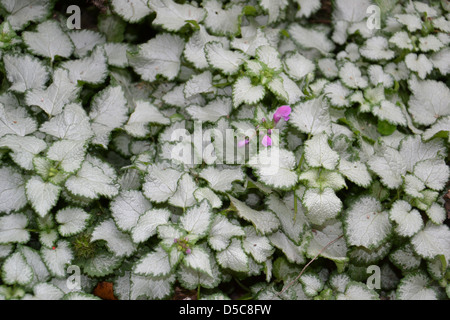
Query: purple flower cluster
238 105 291 148
174 237 191 254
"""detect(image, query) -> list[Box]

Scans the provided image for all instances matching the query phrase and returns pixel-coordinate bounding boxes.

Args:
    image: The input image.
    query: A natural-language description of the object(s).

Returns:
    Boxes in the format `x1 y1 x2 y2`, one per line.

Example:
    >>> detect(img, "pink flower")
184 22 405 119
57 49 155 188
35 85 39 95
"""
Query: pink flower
186 248 191 254
237 139 250 148
262 135 272 147
273 105 291 123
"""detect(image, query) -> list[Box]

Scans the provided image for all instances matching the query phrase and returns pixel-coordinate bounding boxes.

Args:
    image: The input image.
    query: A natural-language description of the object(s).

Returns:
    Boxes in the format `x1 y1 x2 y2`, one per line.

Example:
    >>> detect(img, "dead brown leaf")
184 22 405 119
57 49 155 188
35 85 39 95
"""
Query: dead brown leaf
172 286 197 300
93 282 118 300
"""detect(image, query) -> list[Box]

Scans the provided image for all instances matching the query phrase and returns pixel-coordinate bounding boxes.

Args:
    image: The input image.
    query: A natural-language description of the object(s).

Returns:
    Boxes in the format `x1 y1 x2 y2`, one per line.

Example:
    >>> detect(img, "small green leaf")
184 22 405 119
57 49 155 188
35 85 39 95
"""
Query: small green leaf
377 120 397 136
242 5 258 16
185 19 200 30
280 29 290 37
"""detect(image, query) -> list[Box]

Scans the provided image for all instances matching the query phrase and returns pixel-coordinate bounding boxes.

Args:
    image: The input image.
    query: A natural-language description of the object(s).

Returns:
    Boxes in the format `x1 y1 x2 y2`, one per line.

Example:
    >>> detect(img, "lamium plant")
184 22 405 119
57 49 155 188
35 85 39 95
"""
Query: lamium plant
0 0 449 301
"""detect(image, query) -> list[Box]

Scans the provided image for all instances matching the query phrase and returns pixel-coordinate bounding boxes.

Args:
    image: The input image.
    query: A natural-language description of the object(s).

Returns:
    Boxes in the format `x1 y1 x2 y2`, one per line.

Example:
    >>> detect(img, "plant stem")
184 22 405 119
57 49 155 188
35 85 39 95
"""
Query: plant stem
296 133 310 173
293 191 298 221
296 152 305 173
294 134 311 219
275 235 344 298
217 207 231 216
389 188 402 206
237 293 253 300
234 277 251 293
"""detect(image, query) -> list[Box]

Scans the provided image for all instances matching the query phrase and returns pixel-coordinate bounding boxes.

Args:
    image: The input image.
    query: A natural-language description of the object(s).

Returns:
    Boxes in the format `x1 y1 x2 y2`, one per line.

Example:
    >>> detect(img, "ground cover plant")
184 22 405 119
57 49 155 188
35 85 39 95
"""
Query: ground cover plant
0 0 449 300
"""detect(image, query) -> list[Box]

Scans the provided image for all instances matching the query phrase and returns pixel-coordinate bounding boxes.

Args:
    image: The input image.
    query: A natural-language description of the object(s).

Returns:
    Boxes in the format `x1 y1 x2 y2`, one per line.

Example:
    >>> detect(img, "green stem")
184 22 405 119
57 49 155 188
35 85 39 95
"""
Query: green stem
234 277 251 293
377 185 384 201
276 235 344 298
293 190 298 222
294 134 311 220
197 284 201 300
237 293 254 300
296 133 311 173
393 188 401 203
97 201 106 215
388 188 402 207
217 207 232 216
296 152 305 173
